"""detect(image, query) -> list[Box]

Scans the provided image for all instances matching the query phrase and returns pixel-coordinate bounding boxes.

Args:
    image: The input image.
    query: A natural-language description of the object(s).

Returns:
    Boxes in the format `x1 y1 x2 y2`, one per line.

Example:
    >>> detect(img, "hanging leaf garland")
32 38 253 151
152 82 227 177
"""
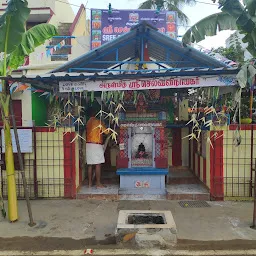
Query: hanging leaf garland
90 91 94 103
44 88 126 144
182 89 230 148
114 91 118 103
107 91 112 102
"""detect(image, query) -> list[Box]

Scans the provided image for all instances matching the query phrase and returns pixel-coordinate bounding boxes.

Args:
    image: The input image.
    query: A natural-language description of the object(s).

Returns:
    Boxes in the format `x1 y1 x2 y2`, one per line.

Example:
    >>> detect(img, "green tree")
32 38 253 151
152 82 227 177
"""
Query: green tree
212 45 244 63
139 0 196 24
0 0 58 221
182 0 256 57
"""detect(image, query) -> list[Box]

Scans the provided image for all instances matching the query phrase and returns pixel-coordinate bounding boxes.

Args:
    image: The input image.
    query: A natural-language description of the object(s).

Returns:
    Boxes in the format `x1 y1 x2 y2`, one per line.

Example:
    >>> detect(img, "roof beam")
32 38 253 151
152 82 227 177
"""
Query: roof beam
144 35 208 68
71 36 139 71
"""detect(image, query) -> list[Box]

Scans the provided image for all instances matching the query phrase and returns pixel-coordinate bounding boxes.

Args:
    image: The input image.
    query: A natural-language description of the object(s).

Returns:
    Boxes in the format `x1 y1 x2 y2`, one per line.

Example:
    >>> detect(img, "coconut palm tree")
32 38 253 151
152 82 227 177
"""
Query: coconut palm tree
182 0 256 57
139 0 196 25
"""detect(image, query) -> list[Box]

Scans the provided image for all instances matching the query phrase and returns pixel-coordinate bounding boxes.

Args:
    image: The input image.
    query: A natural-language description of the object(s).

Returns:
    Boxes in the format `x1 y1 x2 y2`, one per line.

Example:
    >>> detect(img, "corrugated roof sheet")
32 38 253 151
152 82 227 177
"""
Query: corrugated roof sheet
50 22 230 74
0 67 239 91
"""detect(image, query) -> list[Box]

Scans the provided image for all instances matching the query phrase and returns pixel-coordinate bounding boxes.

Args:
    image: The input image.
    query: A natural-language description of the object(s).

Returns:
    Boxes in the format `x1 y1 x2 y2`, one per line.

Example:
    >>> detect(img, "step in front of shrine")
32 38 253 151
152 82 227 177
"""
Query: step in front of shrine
77 167 210 200
77 184 210 201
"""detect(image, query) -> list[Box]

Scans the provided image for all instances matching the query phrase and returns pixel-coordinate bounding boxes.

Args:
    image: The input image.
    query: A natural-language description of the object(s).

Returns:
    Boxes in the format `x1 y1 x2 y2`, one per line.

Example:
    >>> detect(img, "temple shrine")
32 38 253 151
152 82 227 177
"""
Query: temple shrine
2 22 250 201
116 90 169 194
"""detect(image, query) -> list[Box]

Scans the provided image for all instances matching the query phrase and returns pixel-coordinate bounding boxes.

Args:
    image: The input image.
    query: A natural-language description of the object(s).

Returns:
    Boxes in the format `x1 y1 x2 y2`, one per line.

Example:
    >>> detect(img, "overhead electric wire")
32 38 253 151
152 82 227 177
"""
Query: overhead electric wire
56 0 219 9
54 0 220 29
195 0 218 6
55 0 89 8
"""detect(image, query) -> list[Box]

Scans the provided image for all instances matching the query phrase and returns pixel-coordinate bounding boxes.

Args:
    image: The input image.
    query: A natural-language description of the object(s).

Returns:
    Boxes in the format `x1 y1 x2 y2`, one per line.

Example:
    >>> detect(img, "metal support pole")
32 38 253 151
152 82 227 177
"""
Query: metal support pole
141 36 144 62
250 124 254 197
250 76 255 197
9 98 36 227
116 49 119 62
251 158 256 229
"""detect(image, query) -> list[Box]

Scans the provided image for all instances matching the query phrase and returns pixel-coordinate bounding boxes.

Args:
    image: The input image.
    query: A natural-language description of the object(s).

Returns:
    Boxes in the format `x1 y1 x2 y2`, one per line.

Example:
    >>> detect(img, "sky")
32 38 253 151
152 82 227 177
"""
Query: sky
68 0 234 50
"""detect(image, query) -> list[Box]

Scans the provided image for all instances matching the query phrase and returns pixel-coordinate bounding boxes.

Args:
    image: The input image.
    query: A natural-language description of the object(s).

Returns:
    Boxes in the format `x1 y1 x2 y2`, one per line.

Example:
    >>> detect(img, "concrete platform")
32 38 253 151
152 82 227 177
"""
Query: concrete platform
117 168 168 195
168 170 200 184
115 210 177 248
77 185 119 200
77 183 210 200
166 184 210 200
119 194 166 200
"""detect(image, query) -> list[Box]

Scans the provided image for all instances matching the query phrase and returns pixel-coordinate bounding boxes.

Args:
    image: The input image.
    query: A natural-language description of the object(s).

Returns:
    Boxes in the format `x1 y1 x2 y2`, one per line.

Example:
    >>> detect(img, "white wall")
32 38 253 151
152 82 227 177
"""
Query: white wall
0 0 55 12
54 0 75 23
70 37 90 61
27 0 55 10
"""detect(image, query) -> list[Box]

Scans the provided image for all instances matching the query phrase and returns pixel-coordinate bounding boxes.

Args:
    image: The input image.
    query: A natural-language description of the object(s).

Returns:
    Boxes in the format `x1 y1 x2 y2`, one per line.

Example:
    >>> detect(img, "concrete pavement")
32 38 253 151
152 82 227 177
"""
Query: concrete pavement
0 199 255 252
1 249 256 255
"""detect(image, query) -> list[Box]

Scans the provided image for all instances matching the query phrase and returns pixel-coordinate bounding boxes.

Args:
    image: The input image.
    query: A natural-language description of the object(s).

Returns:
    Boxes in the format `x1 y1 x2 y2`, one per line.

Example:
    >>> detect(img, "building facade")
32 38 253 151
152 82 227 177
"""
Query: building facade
0 0 89 199
1 0 90 127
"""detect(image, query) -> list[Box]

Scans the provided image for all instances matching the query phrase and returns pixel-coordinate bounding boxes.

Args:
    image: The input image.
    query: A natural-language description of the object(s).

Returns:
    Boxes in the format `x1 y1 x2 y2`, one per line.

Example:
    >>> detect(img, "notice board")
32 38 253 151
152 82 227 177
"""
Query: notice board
1 129 33 153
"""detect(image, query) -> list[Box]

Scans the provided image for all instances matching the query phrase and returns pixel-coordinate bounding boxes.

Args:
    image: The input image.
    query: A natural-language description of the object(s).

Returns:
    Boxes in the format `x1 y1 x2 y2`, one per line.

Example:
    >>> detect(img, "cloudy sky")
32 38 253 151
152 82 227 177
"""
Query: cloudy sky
68 0 234 49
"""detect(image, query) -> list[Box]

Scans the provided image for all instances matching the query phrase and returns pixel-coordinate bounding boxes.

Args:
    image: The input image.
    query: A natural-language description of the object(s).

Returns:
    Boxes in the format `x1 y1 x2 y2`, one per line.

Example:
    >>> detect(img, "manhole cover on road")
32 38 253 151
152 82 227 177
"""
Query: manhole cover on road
179 201 210 208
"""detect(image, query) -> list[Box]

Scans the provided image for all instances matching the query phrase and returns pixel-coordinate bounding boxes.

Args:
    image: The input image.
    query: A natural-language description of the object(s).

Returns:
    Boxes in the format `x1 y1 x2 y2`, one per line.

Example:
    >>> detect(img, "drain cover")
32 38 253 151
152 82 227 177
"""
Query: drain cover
179 201 210 208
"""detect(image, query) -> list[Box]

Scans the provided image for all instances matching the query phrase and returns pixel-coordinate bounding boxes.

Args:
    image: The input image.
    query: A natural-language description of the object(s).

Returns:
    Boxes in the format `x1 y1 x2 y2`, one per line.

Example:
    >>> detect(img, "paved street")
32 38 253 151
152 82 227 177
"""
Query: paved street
0 199 255 254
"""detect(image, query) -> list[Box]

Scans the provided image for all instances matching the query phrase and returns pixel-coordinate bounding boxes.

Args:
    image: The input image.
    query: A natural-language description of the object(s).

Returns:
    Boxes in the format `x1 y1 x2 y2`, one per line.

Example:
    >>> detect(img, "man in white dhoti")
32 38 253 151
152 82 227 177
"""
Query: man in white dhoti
86 108 109 188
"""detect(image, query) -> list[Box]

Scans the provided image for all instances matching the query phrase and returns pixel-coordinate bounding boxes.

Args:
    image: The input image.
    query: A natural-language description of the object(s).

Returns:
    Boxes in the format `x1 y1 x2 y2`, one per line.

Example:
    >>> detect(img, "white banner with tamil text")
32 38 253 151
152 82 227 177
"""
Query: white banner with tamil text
59 75 237 92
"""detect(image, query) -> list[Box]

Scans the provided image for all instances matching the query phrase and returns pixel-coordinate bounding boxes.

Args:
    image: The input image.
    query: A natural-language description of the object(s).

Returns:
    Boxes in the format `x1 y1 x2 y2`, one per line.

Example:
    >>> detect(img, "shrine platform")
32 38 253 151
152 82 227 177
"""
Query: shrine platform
77 168 209 200
116 167 168 195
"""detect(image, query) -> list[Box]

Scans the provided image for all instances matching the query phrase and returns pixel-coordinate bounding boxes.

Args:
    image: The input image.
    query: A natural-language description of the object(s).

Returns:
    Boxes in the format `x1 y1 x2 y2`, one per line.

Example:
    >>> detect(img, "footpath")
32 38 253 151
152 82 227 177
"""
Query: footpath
0 199 256 255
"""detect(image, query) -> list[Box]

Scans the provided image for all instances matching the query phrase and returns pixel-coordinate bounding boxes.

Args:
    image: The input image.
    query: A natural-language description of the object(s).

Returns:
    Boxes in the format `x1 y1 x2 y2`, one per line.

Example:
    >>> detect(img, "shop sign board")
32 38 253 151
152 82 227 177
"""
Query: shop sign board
90 9 177 49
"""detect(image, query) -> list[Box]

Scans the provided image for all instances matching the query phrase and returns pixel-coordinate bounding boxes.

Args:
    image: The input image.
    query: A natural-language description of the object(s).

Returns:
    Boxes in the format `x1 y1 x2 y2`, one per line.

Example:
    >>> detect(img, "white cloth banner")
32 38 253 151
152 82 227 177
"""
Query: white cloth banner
59 75 237 93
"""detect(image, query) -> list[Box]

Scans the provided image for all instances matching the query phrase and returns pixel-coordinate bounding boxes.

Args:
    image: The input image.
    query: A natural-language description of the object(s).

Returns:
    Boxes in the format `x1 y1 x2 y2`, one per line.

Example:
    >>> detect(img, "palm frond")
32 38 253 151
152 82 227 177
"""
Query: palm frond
70 133 85 143
166 3 190 25
139 0 196 25
139 0 154 9
182 12 237 44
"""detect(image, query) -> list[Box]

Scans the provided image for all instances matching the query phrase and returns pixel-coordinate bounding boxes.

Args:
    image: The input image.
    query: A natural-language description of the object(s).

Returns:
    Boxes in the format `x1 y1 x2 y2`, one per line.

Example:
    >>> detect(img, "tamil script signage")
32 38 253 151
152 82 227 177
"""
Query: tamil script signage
91 9 177 49
120 122 164 128
59 75 237 93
